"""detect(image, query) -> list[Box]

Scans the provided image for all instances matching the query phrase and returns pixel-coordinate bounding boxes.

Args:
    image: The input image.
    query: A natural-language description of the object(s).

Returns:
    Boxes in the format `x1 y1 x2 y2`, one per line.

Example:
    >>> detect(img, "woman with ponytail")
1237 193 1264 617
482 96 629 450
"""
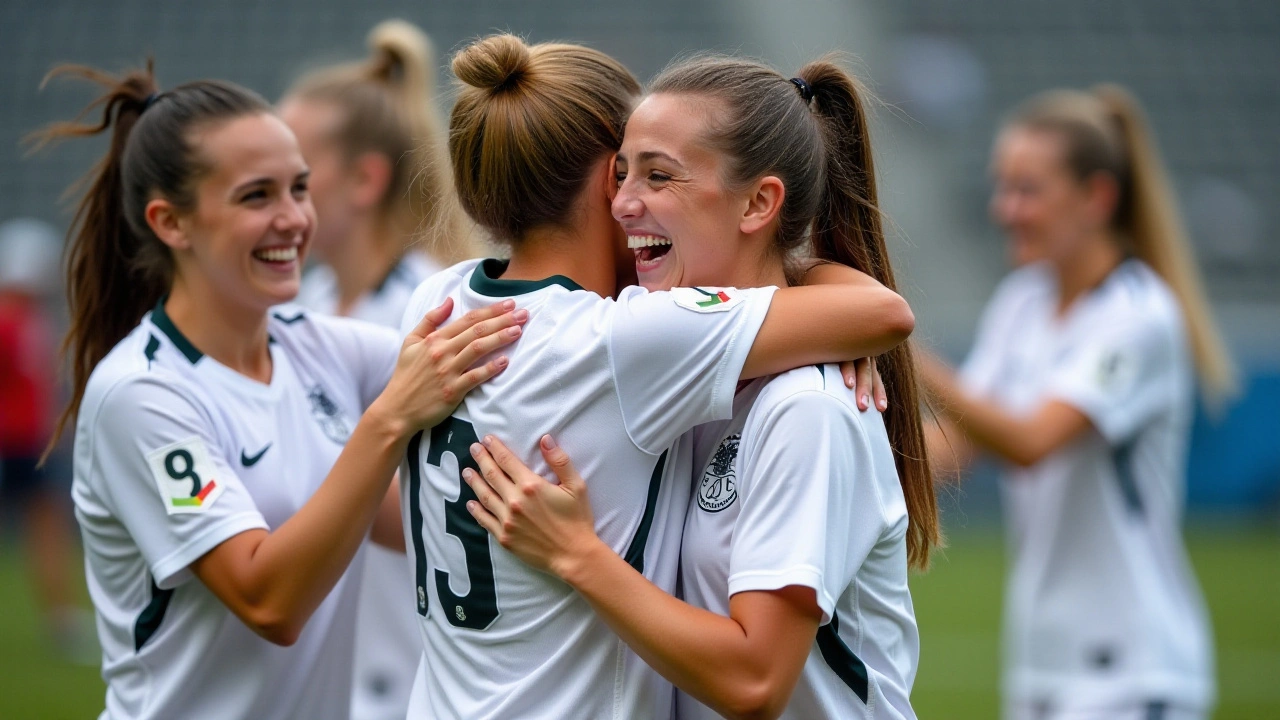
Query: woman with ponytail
919 86 1228 720
462 53 936 719
279 21 475 720
34 63 521 720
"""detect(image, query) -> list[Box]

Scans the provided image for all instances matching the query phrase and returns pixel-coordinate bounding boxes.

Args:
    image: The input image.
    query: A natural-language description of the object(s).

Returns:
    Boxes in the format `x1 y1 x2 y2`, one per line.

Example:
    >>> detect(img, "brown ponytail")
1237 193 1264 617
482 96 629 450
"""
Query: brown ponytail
1010 86 1237 408
285 20 476 264
29 63 270 454
649 55 940 569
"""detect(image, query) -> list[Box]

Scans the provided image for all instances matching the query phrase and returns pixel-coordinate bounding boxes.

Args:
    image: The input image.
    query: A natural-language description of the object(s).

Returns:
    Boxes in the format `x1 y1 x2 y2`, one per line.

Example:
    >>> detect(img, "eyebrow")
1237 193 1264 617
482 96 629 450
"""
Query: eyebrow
231 169 310 195
617 150 684 169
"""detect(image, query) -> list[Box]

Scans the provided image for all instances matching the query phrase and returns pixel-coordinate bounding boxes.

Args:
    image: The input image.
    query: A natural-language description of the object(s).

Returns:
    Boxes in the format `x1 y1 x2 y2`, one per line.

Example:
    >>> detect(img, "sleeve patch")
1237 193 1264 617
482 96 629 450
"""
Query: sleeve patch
670 286 745 314
146 437 226 515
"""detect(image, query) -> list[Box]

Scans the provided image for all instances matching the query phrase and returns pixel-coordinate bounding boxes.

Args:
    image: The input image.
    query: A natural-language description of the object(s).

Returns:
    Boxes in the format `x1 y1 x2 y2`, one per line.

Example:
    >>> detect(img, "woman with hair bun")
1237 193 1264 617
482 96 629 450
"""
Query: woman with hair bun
920 85 1229 720
464 54 937 720
34 62 520 719
279 20 475 720
398 34 917 719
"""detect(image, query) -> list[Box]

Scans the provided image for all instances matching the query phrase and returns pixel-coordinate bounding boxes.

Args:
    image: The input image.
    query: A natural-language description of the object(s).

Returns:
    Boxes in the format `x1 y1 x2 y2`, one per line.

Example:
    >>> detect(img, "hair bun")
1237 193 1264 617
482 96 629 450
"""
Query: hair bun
453 34 531 92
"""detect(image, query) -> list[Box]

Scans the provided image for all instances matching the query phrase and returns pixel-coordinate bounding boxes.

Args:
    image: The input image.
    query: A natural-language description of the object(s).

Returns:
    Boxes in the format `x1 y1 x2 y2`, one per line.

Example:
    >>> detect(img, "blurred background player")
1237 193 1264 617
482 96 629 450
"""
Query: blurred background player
279 19 477 720
919 85 1233 720
0 217 96 663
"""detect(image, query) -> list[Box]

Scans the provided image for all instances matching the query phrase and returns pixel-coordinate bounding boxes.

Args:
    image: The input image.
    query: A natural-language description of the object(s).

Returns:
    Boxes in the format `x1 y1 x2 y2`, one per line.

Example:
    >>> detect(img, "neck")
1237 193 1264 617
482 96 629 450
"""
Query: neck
165 273 272 382
504 224 620 299
326 215 401 316
728 231 788 289
1054 230 1124 314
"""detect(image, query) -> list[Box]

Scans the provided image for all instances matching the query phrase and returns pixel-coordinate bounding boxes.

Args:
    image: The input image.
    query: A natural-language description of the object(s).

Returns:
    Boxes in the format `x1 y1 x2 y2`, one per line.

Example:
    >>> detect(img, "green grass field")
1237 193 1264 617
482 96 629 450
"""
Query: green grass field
1 528 1276 719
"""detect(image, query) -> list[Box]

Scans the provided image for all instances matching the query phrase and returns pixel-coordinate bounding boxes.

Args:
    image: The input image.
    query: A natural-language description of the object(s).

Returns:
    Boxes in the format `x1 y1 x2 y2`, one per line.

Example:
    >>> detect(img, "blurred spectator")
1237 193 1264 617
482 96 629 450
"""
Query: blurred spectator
0 217 97 664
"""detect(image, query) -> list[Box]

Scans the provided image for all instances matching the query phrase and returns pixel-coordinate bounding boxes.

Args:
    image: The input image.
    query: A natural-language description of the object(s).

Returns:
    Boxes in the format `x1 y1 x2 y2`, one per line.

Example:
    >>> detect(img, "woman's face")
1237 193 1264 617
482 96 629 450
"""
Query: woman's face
989 126 1099 266
175 113 315 311
278 98 353 263
612 93 752 291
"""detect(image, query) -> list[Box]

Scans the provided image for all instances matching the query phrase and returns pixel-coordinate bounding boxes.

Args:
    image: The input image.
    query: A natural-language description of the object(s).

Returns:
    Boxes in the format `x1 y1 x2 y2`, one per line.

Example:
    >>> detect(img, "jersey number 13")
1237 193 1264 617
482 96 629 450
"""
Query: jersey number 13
406 416 500 630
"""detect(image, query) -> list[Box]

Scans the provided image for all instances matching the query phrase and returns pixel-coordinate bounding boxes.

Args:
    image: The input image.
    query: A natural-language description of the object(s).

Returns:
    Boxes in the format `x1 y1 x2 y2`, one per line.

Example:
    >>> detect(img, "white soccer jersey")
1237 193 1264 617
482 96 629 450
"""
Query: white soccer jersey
299 252 442 720
399 259 776 719
72 300 398 720
679 365 919 720
961 259 1214 714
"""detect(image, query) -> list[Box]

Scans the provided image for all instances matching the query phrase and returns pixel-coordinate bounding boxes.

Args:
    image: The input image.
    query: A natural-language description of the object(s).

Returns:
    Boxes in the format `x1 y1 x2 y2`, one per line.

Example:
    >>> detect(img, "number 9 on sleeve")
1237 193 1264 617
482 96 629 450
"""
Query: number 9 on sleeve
146 437 225 515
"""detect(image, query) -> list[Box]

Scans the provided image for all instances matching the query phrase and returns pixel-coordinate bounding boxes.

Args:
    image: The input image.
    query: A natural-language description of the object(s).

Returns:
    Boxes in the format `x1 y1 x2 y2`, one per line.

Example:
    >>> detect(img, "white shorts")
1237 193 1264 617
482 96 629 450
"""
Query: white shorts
1003 700 1206 720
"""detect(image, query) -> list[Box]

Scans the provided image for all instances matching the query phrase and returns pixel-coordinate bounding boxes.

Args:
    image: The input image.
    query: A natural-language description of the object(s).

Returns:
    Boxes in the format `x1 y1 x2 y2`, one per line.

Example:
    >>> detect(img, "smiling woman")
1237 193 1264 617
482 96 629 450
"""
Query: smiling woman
30 62 524 720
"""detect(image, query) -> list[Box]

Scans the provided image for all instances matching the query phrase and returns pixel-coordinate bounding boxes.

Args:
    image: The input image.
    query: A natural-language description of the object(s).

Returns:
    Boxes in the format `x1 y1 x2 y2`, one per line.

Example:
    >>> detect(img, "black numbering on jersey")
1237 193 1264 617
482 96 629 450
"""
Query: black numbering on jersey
164 449 201 497
409 416 500 630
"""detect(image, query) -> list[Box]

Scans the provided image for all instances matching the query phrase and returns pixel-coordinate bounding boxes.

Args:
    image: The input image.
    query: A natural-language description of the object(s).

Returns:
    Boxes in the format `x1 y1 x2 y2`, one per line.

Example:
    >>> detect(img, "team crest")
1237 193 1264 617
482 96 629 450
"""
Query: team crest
698 434 740 512
308 385 352 444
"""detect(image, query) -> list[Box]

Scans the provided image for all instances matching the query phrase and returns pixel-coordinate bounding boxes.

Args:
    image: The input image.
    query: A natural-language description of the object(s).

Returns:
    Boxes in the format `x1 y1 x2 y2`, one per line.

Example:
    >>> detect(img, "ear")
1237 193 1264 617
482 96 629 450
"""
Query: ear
145 198 191 251
350 152 394 210
1083 171 1120 229
605 154 620 203
739 175 786 236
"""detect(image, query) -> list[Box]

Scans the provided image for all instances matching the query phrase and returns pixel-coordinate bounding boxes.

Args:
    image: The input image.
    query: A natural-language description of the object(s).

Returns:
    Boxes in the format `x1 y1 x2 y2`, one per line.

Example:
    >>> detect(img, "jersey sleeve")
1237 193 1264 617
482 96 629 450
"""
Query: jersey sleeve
1044 311 1180 446
89 374 268 589
959 272 1031 397
727 390 876 624
609 285 776 454
324 316 400 411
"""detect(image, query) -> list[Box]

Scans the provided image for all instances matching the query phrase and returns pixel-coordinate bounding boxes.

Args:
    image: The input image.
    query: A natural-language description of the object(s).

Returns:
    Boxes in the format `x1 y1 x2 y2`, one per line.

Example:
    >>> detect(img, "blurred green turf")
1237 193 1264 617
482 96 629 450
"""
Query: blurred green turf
0 528 1276 718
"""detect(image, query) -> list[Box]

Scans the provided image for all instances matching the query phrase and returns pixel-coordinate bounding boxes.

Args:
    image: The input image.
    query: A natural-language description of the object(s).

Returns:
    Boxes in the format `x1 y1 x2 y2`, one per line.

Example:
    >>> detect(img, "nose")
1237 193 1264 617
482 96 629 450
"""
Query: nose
276 195 312 235
990 186 1018 228
611 178 643 222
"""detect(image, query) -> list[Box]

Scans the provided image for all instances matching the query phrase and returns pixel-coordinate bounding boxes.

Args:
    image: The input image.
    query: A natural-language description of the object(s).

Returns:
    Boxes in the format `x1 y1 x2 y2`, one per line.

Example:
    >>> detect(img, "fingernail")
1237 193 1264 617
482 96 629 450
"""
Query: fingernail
495 356 509 368
878 398 888 410
501 299 515 310
461 468 474 480
470 443 483 457
483 435 495 446
466 501 477 513
846 375 855 388
513 309 529 322
861 395 870 408
506 325 522 337
541 434 558 450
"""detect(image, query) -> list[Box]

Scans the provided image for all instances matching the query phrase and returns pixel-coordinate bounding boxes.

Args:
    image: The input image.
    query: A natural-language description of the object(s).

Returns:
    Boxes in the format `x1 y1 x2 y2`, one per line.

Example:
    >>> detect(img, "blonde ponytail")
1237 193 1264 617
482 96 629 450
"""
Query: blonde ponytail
1092 84 1238 408
285 20 477 265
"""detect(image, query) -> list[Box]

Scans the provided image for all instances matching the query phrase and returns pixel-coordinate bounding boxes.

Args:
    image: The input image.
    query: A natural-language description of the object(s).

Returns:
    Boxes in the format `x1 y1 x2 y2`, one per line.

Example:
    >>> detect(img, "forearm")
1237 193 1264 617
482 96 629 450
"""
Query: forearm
557 540 786 719
744 276 914 379
931 380 1049 467
925 419 973 481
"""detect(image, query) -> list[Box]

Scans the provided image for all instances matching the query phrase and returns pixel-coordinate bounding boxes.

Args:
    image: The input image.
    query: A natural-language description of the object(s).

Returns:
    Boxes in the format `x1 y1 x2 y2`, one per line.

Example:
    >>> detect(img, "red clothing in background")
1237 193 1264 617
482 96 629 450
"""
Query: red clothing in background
0 293 57 457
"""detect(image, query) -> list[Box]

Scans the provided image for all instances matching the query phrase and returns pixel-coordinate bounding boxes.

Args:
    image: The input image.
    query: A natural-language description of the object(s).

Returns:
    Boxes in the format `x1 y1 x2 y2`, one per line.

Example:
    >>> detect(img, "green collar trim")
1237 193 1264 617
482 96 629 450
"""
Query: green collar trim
150 298 203 364
468 258 584 297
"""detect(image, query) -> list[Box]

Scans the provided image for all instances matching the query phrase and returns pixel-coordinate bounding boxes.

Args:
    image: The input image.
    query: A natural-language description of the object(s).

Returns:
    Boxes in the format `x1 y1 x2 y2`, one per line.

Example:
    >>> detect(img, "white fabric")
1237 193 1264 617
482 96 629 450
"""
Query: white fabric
960 260 1214 714
679 365 919 720
399 258 775 720
73 303 398 720
298 252 442 720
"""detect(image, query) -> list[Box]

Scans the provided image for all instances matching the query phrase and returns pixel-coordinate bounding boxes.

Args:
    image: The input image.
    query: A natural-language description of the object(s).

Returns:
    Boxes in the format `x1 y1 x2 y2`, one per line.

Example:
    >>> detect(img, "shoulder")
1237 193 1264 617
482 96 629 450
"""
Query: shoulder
750 365 861 429
268 304 398 355
985 262 1055 314
82 355 204 434
403 259 480 318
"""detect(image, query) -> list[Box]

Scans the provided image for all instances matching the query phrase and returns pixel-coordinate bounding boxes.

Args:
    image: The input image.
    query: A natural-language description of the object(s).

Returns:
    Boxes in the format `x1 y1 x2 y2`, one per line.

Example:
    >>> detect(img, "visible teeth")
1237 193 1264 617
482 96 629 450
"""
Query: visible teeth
626 235 672 249
255 247 298 262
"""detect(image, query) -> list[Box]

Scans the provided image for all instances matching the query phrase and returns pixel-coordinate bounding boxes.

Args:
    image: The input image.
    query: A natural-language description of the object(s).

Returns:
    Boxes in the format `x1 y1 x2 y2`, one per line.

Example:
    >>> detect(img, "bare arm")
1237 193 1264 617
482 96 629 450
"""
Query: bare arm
918 351 1092 468
370 479 406 552
742 264 914 380
190 299 524 645
464 436 818 720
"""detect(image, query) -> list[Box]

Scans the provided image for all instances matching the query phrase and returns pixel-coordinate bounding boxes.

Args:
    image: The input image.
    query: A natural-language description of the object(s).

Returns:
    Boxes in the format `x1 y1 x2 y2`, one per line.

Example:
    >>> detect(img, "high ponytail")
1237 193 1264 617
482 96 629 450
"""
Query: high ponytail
28 63 269 455
1010 86 1237 408
285 20 475 264
650 54 940 569
801 59 940 571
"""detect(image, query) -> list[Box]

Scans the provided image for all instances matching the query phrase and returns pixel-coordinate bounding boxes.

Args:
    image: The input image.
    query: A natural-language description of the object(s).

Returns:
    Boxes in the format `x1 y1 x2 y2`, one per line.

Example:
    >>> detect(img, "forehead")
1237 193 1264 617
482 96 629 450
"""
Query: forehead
196 113 307 183
621 93 721 160
995 126 1070 170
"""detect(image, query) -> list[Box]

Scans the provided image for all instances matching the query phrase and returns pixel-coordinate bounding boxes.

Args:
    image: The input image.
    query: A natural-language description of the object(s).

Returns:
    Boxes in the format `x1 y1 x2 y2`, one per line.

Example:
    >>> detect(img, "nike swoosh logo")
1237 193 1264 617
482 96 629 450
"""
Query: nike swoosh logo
240 443 272 467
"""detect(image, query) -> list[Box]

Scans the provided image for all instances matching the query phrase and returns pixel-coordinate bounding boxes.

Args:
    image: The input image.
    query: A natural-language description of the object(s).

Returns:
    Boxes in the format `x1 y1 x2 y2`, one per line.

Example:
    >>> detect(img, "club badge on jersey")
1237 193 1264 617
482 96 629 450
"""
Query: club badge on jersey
146 437 225 515
698 434 740 512
308 384 352 444
671 286 745 314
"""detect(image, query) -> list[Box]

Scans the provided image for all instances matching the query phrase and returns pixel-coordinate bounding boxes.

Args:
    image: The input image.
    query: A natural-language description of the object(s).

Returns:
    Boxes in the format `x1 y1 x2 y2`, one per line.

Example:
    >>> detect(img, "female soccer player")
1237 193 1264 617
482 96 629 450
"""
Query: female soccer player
918 86 1231 720
464 55 937 720
279 20 474 720
398 35 916 719
36 64 521 720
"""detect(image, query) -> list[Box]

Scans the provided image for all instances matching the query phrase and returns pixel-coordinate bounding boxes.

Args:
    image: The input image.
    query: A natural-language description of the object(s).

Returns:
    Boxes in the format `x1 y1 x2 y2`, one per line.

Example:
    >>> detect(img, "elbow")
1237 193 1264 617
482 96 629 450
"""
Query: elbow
243 607 303 647
887 295 916 345
1006 442 1048 469
719 679 790 720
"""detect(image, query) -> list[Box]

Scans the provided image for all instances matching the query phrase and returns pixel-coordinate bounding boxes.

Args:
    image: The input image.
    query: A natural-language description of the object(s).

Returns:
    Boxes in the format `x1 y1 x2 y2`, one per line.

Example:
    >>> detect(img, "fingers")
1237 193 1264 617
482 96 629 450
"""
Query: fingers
840 360 858 390
872 358 888 411
464 494 502 539
538 435 584 493
469 442 518 500
434 300 518 342
451 356 511 396
409 297 454 340
448 312 527 371
855 358 874 410
479 435 523 477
